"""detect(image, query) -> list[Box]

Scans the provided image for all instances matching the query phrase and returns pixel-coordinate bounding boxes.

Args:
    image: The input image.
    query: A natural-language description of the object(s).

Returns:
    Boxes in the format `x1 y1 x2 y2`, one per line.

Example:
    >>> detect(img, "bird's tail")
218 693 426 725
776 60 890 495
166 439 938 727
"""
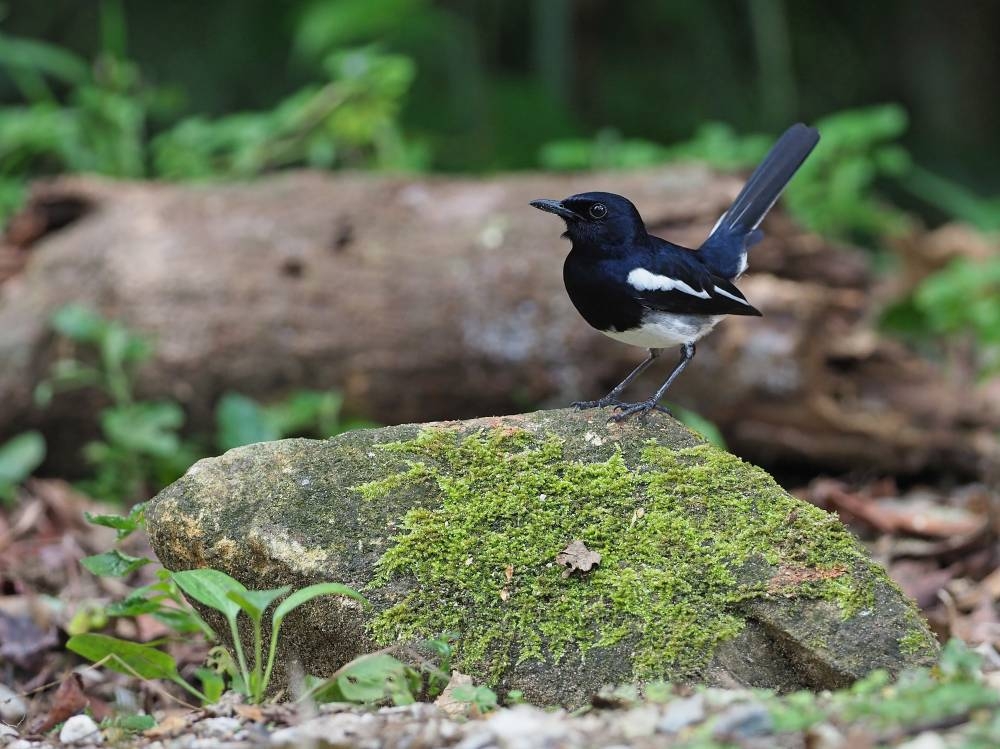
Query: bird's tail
699 122 820 279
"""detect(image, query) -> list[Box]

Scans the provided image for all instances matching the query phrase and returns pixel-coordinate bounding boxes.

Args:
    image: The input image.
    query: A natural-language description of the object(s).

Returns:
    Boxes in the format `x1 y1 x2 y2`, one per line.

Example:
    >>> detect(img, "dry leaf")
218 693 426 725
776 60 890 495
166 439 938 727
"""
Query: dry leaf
144 712 192 739
30 674 88 734
234 704 265 722
556 540 601 578
433 671 474 718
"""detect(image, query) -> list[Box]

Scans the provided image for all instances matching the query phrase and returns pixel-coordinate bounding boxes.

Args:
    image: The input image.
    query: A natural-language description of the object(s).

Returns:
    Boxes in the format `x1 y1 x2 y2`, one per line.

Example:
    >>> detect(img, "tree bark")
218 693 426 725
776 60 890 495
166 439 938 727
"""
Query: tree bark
0 170 996 477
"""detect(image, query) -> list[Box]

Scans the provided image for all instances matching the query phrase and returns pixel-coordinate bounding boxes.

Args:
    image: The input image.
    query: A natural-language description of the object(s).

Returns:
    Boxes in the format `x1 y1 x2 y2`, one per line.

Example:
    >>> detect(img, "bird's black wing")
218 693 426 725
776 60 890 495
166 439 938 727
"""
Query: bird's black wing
622 250 762 317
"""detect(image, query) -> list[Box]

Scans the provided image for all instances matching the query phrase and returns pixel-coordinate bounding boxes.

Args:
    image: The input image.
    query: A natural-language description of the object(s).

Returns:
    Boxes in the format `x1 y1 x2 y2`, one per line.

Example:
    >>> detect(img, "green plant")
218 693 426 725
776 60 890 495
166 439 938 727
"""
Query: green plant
153 47 423 178
0 5 419 223
881 257 1000 374
73 503 212 639
69 561 370 705
36 304 195 502
171 569 367 703
450 683 499 714
539 104 914 243
39 304 371 502
0 1 165 221
0 430 45 504
216 390 374 452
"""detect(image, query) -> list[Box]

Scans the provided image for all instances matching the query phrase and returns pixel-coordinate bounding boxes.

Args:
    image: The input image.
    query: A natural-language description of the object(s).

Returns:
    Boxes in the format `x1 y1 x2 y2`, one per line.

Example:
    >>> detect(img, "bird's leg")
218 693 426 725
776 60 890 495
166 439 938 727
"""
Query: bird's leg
610 343 695 423
572 348 663 410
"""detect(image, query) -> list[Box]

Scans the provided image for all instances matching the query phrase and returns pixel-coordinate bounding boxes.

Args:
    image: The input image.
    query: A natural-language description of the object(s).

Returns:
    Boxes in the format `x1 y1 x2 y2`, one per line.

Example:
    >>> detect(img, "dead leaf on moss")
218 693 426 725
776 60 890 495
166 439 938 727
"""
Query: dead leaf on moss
556 540 601 578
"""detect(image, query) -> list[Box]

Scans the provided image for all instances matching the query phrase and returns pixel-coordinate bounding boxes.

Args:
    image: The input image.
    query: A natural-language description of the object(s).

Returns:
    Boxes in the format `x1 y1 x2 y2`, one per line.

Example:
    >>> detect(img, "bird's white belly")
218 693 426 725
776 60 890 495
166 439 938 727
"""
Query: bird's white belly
601 313 722 349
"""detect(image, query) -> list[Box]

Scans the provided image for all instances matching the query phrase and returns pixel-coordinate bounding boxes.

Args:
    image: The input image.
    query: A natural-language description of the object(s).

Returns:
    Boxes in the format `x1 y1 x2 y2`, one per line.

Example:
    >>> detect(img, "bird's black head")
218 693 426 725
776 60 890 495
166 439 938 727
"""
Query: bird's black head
530 191 646 249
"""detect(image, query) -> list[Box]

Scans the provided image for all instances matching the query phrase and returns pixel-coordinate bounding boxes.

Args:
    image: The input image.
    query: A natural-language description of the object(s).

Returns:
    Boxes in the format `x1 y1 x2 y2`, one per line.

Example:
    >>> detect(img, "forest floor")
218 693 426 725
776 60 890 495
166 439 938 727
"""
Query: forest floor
0 471 997 747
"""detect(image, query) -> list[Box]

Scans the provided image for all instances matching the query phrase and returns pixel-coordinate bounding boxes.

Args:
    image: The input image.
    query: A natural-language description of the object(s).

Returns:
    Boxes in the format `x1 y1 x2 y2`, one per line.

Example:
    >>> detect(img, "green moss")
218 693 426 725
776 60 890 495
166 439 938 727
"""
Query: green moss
898 626 932 656
359 428 873 683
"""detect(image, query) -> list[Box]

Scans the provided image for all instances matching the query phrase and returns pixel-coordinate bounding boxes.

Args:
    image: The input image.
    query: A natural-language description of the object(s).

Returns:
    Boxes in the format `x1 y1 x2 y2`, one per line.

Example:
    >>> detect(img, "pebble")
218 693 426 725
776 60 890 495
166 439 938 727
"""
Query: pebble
480 705 571 749
0 685 26 725
198 716 243 739
711 702 773 739
657 694 705 733
59 714 103 745
898 733 948 749
620 706 658 738
806 722 848 749
0 724 18 743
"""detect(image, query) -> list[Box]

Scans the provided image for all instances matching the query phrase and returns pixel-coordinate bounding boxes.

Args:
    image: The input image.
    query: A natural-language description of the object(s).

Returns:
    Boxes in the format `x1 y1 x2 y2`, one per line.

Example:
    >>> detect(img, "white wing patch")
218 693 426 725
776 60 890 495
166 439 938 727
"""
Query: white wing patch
627 268 710 299
712 285 751 305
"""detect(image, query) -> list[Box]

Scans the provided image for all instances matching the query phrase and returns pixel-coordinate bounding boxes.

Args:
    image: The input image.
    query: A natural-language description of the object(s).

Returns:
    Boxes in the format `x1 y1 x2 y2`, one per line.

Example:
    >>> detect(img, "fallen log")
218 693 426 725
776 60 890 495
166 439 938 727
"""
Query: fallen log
0 169 996 477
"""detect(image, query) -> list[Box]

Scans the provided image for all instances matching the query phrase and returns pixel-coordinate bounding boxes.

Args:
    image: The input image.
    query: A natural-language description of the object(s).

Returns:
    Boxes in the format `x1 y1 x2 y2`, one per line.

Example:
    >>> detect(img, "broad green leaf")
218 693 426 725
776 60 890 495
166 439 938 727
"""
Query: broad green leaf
0 431 45 495
51 304 107 343
0 32 89 85
196 667 225 704
271 583 367 631
227 586 291 622
151 607 214 636
264 390 343 436
325 653 412 704
216 392 281 450
264 583 367 689
172 569 247 619
106 594 161 618
102 713 156 733
81 550 152 577
173 569 252 688
85 502 146 540
102 402 184 457
673 408 727 449
67 633 179 680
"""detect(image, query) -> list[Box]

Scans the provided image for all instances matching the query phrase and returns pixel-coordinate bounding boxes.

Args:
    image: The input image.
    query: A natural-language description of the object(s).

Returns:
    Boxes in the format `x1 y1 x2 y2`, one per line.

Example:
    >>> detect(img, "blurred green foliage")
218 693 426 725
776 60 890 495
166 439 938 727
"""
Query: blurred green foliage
542 104 915 243
0 430 45 504
37 305 370 504
882 257 1000 375
152 47 423 179
0 2 420 220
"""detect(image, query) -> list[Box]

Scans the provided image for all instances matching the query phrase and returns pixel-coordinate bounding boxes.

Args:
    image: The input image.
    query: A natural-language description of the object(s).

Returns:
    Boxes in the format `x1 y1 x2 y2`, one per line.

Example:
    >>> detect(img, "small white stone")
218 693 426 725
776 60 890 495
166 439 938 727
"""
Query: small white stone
621 706 659 738
657 694 705 733
0 684 27 724
898 733 948 749
806 723 847 749
198 716 242 738
0 723 19 740
59 714 102 745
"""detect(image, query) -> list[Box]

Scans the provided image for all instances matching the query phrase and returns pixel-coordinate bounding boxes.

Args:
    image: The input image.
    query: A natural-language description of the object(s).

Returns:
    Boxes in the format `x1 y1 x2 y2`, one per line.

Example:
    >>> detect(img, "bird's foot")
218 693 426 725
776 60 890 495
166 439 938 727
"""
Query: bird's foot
571 396 628 411
608 400 671 423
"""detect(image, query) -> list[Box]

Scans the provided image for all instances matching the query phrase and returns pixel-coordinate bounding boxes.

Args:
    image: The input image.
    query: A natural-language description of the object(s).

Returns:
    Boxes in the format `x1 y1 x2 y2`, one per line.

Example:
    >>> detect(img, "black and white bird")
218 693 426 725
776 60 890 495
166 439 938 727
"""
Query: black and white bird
531 123 820 422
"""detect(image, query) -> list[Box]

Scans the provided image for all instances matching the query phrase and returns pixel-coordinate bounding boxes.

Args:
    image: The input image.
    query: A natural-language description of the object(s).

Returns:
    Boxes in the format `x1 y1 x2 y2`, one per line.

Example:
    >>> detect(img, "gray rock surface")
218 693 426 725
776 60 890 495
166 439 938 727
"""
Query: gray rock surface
147 408 937 706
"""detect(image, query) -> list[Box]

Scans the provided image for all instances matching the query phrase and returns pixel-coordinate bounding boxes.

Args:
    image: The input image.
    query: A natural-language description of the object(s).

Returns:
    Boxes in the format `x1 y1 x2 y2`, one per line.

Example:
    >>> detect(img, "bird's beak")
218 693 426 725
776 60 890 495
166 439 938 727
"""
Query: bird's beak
530 198 577 220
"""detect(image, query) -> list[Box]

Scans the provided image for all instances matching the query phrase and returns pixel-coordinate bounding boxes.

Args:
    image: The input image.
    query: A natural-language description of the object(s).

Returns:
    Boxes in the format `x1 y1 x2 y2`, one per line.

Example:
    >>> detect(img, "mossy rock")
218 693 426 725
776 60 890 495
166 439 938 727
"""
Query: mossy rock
146 409 937 706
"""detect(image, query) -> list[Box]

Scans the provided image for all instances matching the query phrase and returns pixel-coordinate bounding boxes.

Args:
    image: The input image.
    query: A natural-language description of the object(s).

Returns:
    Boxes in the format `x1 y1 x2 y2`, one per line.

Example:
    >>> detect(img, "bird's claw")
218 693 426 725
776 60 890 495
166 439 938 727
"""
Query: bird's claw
607 401 671 423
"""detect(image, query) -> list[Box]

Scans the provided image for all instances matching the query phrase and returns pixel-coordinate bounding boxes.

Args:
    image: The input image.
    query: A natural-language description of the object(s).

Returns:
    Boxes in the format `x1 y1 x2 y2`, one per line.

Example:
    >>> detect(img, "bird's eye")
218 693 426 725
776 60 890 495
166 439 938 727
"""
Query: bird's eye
589 203 608 219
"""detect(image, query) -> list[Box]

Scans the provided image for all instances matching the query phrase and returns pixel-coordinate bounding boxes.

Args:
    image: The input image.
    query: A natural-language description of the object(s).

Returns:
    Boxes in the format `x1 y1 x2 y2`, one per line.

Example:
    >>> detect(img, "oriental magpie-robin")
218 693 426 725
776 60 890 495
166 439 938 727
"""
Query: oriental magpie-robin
531 123 820 422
